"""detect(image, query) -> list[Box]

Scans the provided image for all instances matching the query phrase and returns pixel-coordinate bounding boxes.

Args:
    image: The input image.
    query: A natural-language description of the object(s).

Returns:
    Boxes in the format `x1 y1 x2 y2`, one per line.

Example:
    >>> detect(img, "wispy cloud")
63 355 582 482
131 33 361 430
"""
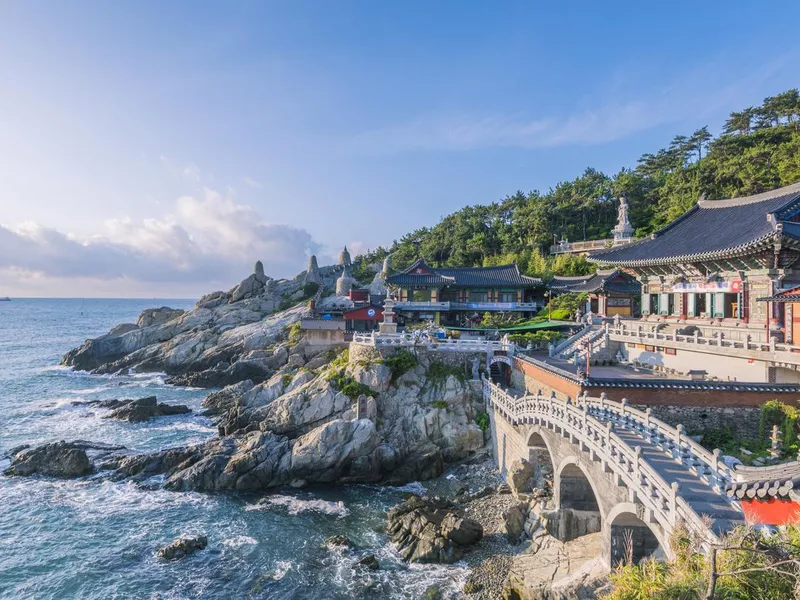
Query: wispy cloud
243 176 264 190
351 54 796 153
0 187 319 296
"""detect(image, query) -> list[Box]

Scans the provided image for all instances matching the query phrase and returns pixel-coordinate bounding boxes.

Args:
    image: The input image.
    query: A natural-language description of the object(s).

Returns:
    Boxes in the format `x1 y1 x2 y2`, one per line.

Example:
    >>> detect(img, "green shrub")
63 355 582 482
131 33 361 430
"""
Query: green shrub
603 523 800 600
431 400 449 410
475 411 490 432
383 350 418 382
326 369 375 399
759 399 799 455
329 348 350 369
507 330 564 346
281 373 294 388
287 321 303 345
279 298 297 311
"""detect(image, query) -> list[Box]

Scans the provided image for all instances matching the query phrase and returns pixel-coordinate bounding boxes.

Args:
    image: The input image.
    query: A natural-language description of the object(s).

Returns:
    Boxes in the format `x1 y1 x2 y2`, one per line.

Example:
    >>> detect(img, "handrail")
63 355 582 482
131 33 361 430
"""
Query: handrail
352 332 508 351
551 324 592 355
484 379 737 543
608 324 800 356
559 326 607 361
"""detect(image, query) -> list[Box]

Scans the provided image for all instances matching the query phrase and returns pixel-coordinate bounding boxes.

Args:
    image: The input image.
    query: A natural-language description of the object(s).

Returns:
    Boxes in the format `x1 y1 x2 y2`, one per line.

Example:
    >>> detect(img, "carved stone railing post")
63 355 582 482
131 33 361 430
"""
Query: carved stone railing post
671 481 680 520
711 448 723 491
675 424 685 462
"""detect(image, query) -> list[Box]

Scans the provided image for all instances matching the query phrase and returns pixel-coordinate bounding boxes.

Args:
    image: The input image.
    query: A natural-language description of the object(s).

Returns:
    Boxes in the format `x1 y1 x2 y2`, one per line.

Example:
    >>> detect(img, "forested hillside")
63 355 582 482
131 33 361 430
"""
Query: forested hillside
354 88 800 280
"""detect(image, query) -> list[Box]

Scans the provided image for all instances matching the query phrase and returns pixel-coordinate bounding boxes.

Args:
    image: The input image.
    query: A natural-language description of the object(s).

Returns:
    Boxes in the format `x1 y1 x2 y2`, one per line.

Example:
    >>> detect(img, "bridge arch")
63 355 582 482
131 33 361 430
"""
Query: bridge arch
555 456 604 516
605 503 666 567
525 428 556 492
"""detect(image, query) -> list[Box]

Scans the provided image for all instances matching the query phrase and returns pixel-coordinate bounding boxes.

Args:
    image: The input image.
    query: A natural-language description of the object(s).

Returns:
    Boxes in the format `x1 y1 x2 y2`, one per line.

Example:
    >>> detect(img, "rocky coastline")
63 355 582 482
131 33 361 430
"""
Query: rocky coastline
5 260 606 598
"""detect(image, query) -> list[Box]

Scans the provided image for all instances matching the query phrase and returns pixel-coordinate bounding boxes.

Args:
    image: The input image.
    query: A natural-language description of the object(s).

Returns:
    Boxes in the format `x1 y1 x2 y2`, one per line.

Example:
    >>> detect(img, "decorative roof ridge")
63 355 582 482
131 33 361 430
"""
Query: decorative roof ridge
550 274 595 281
697 181 800 209
437 263 521 272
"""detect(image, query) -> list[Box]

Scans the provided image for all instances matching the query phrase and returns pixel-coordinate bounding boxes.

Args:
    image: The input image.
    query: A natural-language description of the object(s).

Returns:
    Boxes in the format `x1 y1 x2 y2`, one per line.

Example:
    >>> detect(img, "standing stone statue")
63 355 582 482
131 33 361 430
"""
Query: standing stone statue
471 357 480 380
612 194 634 243
304 255 321 285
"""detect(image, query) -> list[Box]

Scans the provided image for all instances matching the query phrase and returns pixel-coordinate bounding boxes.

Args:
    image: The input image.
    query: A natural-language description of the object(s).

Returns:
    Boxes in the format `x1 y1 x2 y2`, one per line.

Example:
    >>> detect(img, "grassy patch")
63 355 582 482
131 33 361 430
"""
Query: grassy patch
328 348 350 370
287 321 303 346
281 373 294 388
431 400 449 410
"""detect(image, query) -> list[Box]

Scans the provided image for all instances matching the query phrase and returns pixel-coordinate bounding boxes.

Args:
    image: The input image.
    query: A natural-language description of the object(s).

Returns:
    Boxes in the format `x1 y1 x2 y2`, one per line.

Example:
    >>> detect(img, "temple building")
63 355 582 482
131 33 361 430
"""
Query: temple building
385 260 543 327
548 269 641 317
587 182 800 383
590 183 800 330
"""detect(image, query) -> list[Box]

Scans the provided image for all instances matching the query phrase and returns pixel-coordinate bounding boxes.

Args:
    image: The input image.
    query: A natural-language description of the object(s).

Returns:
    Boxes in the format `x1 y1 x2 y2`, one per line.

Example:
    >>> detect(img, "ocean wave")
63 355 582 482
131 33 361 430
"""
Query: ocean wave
391 481 427 495
222 535 258 548
272 560 292 580
247 494 350 518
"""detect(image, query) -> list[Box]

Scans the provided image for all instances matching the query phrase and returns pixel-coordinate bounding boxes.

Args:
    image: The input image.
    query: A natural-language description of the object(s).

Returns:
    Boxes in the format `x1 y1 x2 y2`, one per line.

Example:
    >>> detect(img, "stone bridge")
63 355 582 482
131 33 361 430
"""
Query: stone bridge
486 379 746 567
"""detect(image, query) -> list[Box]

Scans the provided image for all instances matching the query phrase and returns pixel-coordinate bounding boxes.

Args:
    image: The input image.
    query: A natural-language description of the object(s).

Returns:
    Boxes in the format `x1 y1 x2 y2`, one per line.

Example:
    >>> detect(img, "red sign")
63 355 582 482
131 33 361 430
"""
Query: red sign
731 280 742 293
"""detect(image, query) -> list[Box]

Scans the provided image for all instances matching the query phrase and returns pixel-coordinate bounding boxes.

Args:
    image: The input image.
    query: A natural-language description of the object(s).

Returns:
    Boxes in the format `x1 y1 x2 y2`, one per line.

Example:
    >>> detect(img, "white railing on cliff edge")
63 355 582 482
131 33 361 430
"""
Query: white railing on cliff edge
352 331 509 352
483 378 740 544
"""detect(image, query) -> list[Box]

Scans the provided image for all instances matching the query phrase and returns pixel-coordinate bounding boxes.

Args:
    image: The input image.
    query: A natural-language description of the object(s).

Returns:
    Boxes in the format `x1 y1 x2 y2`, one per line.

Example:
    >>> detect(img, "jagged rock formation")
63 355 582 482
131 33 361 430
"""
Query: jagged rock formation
60 263 309 388
86 397 191 422
44 261 488 493
386 495 483 563
157 536 208 560
3 441 125 478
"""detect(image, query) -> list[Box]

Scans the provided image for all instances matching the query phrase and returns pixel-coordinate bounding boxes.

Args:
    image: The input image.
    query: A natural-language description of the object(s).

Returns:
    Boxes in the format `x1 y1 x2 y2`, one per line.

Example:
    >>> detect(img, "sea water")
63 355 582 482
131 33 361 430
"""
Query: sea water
0 299 467 599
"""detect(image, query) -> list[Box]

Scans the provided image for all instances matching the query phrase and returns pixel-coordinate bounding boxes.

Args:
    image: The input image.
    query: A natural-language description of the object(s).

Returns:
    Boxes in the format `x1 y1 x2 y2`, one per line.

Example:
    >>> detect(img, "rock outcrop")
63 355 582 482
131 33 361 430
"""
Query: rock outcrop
88 397 191 422
386 495 483 563
60 262 308 387
157 535 208 560
3 441 124 478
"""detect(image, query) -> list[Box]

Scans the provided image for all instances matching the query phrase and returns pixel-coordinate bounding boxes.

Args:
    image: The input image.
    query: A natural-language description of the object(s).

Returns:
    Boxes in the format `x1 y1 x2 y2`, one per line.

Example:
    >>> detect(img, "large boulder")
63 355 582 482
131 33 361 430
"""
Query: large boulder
509 459 535 496
229 261 269 303
290 419 382 484
93 396 191 422
3 441 124 478
386 496 482 564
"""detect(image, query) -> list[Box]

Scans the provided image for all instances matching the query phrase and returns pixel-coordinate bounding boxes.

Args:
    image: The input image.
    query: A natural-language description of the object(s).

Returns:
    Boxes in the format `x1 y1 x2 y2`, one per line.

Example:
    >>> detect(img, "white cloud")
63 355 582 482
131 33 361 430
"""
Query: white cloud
0 188 319 297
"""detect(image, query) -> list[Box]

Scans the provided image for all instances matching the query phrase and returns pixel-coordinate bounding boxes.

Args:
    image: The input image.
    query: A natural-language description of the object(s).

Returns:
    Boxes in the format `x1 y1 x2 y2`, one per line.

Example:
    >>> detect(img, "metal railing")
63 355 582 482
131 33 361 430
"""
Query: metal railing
484 379 736 544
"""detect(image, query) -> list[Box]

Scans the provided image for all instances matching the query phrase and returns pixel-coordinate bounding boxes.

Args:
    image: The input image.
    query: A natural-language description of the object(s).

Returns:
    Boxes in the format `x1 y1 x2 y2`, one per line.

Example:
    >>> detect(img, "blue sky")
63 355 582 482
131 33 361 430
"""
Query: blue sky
1 1 799 297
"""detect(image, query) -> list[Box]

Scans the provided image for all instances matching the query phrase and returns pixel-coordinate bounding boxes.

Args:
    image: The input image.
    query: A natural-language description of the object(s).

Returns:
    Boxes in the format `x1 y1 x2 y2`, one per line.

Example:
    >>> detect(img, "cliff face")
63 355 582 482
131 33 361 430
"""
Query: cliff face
103 344 487 491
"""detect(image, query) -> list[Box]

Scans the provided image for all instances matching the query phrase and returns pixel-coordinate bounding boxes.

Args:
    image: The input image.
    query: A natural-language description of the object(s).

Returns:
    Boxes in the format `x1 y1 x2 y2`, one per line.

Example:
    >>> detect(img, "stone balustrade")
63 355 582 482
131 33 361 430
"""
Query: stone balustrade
607 323 800 365
352 331 508 352
484 379 733 544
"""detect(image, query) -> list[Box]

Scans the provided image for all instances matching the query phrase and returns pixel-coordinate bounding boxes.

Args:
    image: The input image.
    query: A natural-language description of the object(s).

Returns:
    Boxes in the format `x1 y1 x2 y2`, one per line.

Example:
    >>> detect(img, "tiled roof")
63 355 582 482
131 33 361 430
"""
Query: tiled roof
588 183 800 267
386 260 542 288
548 270 641 295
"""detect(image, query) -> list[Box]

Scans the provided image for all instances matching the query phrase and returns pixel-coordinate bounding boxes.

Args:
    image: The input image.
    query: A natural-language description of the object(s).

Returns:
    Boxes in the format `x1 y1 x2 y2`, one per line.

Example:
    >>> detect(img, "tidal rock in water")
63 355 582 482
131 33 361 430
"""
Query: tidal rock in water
156 535 208 560
357 554 380 570
91 396 191 422
3 441 124 478
386 495 482 564
324 535 355 549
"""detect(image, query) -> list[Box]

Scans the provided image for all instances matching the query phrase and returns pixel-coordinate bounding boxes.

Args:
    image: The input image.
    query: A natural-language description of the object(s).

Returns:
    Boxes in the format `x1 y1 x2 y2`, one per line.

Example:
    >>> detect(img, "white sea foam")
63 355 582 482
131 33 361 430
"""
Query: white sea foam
391 481 427 495
272 560 292 580
222 535 258 548
247 494 350 517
